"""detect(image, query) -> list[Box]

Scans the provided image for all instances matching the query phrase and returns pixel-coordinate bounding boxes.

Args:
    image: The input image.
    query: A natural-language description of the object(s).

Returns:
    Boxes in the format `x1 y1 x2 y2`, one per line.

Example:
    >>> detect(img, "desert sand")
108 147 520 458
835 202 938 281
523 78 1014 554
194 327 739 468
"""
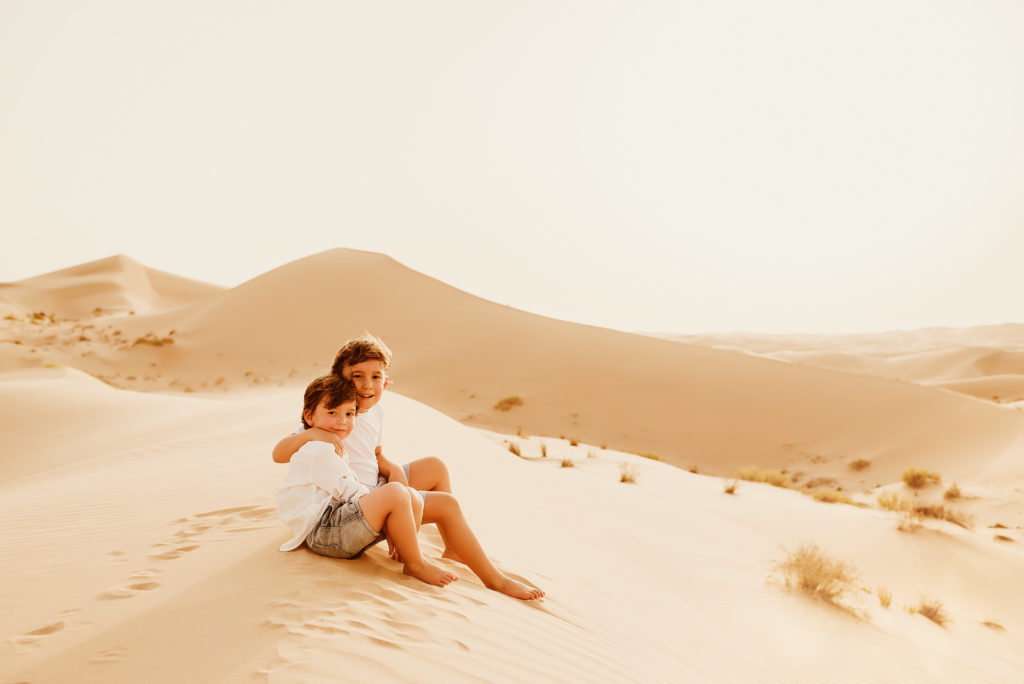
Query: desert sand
2 250 1023 683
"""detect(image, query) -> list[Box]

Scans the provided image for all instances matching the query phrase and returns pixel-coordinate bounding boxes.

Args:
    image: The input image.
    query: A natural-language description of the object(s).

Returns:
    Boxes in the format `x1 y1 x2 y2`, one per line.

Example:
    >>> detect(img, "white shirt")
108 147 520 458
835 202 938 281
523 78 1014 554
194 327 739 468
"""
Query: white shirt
291 402 384 489
275 440 370 551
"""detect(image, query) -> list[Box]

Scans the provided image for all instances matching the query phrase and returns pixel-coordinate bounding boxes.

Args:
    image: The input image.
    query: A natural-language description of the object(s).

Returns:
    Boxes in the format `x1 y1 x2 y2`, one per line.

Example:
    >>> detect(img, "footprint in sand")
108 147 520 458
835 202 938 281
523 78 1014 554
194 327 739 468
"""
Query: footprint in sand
90 646 128 663
148 504 277 562
98 570 162 600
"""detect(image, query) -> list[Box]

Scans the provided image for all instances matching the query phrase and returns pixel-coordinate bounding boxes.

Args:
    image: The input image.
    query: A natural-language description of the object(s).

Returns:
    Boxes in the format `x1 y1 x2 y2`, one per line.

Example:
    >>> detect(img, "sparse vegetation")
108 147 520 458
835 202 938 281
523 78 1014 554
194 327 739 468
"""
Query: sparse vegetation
913 596 949 627
848 459 871 471
132 332 174 347
943 483 961 500
508 442 522 457
775 544 858 607
982 621 1005 631
619 463 638 483
877 492 913 513
902 467 941 489
812 489 855 505
587 449 596 459
723 480 737 495
734 466 791 489
877 587 892 609
560 457 574 468
569 437 579 447
914 504 970 529
494 395 524 411
994 535 1014 542
540 442 548 458
688 465 699 474
636 452 661 461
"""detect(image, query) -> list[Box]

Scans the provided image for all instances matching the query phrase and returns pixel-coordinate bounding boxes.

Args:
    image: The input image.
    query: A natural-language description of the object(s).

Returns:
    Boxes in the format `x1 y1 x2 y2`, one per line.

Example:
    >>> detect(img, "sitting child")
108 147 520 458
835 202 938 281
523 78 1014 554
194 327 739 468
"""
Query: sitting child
276 374 545 600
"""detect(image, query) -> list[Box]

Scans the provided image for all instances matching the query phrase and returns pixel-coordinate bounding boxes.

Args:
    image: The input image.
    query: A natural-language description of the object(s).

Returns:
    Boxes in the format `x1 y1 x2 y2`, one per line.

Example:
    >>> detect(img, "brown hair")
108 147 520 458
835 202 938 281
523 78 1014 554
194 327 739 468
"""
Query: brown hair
302 375 358 428
330 332 393 376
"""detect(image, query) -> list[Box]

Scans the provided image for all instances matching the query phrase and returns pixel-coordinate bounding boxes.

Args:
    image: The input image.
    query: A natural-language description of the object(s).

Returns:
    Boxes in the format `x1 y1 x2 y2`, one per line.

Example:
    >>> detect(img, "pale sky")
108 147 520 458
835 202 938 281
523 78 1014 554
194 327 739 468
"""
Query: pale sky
3 0 1023 334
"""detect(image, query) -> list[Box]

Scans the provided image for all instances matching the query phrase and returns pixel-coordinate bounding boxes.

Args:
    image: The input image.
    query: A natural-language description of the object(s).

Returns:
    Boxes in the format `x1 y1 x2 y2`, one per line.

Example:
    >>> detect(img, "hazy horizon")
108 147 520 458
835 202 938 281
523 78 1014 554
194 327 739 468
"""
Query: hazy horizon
4 1 1023 335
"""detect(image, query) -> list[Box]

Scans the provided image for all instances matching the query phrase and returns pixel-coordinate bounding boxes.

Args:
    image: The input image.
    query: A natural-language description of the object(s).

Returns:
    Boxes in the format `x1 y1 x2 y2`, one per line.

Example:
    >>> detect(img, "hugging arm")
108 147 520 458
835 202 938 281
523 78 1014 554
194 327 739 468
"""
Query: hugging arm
272 429 344 463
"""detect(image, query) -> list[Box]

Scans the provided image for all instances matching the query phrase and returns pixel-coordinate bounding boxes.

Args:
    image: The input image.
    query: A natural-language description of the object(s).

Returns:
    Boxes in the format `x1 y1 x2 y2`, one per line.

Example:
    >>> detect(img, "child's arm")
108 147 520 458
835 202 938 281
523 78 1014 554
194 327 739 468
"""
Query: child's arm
272 429 345 463
376 446 409 486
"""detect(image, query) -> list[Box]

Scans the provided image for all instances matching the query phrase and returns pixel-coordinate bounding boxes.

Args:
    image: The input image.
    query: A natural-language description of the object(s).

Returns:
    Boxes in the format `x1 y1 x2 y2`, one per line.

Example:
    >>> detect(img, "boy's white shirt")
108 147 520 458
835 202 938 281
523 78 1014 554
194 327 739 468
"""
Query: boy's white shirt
275 440 371 551
290 402 385 489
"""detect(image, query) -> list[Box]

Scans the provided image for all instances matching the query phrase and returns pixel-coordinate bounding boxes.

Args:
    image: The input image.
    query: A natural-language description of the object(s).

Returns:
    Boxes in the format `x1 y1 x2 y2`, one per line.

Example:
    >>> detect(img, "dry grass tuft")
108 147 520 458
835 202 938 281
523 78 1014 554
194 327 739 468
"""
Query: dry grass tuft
735 467 791 489
540 442 547 458
494 396 524 411
507 442 522 457
982 621 1006 631
902 467 941 489
569 437 579 446
619 462 638 483
775 544 858 607
913 596 950 627
878 492 913 512
812 489 855 505
877 587 892 609
848 459 871 471
913 504 970 529
132 332 174 347
994 534 1014 542
587 449 596 459
943 482 961 500
636 451 660 461
723 480 737 495
560 456 574 468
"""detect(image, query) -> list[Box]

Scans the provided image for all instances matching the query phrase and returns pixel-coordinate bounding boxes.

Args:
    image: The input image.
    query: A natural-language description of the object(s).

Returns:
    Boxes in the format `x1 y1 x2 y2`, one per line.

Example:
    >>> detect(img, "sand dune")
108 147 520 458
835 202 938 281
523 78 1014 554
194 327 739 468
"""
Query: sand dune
3 368 1023 683
3 252 1024 682
4 249 1022 496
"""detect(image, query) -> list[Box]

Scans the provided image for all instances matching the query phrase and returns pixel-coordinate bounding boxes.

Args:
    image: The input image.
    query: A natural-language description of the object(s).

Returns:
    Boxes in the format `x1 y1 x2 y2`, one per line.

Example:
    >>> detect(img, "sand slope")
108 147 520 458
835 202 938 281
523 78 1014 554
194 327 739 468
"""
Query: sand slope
4 249 1022 494
3 369 1023 683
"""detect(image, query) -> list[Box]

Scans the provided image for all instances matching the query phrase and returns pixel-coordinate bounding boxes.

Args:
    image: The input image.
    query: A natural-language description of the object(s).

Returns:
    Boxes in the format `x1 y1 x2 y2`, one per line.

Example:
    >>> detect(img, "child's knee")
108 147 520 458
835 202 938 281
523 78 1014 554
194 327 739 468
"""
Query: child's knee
380 481 410 504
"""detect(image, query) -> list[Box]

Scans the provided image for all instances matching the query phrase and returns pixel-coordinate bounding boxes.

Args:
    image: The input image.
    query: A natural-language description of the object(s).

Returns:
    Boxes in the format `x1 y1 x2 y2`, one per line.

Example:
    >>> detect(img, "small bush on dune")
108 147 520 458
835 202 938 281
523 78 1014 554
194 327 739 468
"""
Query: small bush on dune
735 467 791 489
914 504 970 529
540 442 547 458
913 596 950 627
507 442 522 457
902 467 941 489
982 621 1005 631
636 452 660 461
943 483 961 500
723 480 737 495
878 492 914 512
812 489 855 505
877 587 892 609
132 332 174 347
494 396 524 411
560 457 574 468
619 463 638 483
775 544 858 607
848 459 871 472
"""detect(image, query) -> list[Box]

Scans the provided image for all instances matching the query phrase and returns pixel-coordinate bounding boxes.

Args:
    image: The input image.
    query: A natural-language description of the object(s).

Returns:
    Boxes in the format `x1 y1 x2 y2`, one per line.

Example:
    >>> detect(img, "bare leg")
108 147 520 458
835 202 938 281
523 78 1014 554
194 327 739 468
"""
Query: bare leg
358 483 457 588
407 457 458 559
421 492 544 600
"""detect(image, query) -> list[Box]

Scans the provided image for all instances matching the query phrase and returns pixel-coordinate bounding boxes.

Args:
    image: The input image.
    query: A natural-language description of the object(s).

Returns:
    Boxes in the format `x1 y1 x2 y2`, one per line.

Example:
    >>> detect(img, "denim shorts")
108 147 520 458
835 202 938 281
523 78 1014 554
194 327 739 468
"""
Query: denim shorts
305 498 384 559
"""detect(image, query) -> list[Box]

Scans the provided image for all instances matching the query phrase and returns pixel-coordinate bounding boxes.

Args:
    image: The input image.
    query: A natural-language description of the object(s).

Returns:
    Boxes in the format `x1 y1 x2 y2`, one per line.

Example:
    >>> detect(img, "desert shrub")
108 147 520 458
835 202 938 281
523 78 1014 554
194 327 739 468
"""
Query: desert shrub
913 504 970 529
494 396 524 411
775 544 858 606
994 535 1014 542
877 492 913 512
902 467 941 489
508 442 522 457
688 465 699 473
735 467 791 489
540 442 547 458
723 480 737 495
132 332 174 347
569 437 579 447
560 457 574 468
619 463 638 483
636 452 661 461
982 621 1005 631
877 587 892 609
848 459 871 471
812 489 855 505
913 596 949 627
943 483 961 500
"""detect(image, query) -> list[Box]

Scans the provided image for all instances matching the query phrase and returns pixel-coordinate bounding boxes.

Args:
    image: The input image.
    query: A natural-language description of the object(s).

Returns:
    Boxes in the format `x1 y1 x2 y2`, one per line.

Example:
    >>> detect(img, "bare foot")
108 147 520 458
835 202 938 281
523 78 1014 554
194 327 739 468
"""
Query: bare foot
403 561 459 588
489 575 545 600
441 548 465 564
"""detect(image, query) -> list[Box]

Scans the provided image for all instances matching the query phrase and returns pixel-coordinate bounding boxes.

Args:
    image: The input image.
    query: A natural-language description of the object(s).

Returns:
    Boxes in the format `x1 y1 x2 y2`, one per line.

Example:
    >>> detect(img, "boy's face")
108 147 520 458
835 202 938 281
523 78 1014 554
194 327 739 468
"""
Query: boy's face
342 359 388 412
305 398 358 438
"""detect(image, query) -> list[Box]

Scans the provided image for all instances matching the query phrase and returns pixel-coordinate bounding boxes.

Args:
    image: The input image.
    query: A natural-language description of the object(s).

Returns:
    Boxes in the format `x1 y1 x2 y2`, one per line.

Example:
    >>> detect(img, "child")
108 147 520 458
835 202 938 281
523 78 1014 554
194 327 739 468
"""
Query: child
276 374 457 588
273 334 451 554
277 340 545 600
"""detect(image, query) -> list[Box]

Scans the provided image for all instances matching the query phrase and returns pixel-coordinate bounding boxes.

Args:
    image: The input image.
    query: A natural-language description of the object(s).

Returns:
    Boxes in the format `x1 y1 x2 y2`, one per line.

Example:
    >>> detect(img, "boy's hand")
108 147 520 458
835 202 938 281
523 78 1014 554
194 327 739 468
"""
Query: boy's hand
305 428 345 457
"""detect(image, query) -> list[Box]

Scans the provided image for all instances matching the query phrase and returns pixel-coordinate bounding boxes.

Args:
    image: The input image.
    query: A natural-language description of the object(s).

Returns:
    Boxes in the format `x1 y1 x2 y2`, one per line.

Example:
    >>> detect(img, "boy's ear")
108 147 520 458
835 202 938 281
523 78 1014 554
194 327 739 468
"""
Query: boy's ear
302 409 313 425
